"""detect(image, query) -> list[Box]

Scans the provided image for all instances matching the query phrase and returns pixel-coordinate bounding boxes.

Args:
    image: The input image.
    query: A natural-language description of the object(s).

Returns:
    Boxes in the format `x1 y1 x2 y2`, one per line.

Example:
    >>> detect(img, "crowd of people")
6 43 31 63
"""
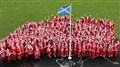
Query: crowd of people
0 15 120 60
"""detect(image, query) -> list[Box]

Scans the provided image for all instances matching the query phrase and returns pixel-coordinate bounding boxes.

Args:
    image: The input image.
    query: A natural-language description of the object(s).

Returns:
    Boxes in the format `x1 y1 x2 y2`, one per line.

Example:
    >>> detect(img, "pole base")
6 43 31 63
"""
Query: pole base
68 56 72 60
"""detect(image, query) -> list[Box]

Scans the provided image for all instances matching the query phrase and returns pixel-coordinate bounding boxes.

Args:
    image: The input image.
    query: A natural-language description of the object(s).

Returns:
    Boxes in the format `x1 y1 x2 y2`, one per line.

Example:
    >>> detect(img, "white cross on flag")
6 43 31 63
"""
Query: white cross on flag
57 6 70 14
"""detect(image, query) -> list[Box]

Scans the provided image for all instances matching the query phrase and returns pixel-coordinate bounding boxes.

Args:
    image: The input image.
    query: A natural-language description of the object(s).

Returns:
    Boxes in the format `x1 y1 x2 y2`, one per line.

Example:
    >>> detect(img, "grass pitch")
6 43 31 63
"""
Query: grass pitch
0 0 120 39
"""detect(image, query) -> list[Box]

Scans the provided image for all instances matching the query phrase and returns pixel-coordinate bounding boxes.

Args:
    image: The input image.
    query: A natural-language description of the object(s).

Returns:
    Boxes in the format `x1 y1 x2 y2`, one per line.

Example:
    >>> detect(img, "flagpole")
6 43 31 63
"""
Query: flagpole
68 3 72 60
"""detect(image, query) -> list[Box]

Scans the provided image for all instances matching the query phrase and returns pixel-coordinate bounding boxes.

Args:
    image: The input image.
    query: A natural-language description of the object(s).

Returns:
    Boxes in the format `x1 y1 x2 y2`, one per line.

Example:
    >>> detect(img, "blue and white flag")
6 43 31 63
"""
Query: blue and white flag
57 6 70 14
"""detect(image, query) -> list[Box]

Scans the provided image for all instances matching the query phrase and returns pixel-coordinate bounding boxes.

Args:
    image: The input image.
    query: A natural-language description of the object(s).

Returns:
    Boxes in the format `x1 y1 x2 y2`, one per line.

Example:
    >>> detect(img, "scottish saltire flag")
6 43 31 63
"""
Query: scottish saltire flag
57 6 70 14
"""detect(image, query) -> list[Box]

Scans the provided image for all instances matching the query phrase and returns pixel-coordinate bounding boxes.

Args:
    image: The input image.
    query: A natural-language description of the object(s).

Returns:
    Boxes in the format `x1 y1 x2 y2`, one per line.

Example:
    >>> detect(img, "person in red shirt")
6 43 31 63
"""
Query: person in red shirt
82 41 86 56
86 42 90 56
102 45 107 57
6 49 11 61
25 44 28 57
0 45 6 60
65 42 69 56
99 45 103 57
88 42 92 57
24 41 33 57
34 45 40 59
19 41 24 57
17 50 22 60
91 43 96 58
28 44 33 55
11 42 17 59
60 43 65 57
52 43 57 57
73 42 78 56
77 44 82 57
108 45 114 57
12 49 17 60
114 41 120 57
57 42 61 55
96 44 100 57
39 40 45 54
46 43 52 58
15 42 21 60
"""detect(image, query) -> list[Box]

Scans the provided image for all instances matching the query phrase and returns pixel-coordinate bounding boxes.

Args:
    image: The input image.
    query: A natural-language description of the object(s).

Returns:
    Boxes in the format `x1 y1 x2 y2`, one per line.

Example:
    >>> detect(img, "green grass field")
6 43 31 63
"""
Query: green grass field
0 0 120 39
